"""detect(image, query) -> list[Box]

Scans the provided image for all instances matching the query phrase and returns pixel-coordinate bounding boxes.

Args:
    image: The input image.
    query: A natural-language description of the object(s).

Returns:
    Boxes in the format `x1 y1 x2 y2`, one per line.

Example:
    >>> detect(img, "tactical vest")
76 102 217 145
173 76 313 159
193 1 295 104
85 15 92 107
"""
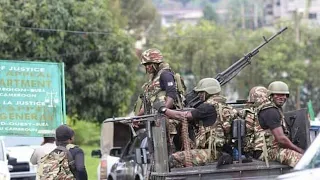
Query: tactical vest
143 64 169 104
195 95 237 159
240 107 256 153
255 101 289 150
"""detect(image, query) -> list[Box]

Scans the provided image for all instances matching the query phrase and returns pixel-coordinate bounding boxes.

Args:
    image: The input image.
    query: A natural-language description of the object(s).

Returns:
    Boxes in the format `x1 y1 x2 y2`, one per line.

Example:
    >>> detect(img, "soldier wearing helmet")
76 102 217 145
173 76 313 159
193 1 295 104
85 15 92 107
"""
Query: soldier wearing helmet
135 48 185 153
153 78 238 168
136 48 181 115
248 86 269 106
255 81 303 167
240 86 268 160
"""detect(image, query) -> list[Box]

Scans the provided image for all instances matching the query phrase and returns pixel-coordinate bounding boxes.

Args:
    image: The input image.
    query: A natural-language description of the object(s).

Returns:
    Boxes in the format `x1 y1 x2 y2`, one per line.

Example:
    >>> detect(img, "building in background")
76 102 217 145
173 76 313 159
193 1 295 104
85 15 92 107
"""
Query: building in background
264 0 320 25
159 8 203 27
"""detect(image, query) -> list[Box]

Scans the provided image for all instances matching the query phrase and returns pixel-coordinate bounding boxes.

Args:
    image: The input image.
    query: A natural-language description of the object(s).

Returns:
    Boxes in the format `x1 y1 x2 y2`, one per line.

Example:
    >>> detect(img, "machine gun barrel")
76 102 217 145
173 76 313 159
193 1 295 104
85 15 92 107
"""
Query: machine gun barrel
216 27 287 86
185 27 288 108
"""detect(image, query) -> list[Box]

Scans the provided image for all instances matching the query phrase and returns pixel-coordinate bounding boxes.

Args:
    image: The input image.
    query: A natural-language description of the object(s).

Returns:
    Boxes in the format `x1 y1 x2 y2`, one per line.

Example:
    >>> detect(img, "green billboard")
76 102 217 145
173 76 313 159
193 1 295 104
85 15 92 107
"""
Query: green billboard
0 60 66 137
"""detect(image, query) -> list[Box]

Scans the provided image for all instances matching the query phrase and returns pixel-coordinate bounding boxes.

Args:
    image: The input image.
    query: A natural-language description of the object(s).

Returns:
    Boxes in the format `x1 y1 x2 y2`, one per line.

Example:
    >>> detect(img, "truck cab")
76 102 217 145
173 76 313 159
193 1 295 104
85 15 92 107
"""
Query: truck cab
108 129 148 180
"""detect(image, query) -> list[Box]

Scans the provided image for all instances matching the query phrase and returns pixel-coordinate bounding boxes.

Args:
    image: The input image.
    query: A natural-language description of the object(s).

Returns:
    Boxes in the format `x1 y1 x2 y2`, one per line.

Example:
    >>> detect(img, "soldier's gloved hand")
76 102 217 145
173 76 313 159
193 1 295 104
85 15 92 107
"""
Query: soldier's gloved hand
153 100 167 113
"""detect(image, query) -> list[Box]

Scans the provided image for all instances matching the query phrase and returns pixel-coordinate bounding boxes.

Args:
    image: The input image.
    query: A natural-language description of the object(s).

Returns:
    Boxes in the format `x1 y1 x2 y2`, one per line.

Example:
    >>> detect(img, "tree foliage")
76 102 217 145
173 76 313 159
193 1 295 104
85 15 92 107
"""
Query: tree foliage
0 0 139 123
150 21 240 82
203 3 219 22
120 0 160 31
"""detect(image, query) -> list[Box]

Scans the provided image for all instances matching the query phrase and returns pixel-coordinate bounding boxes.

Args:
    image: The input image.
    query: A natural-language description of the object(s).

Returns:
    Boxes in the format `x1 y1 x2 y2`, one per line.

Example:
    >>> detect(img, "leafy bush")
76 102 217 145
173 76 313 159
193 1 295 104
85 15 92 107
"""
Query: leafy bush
67 116 101 146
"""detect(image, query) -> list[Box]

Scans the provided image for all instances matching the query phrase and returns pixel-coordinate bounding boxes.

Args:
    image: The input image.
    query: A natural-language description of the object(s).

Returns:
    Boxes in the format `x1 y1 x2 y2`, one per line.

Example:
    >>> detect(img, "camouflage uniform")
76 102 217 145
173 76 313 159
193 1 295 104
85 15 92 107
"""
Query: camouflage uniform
170 91 238 168
195 95 237 153
241 86 269 155
139 48 184 153
254 81 302 167
169 149 212 168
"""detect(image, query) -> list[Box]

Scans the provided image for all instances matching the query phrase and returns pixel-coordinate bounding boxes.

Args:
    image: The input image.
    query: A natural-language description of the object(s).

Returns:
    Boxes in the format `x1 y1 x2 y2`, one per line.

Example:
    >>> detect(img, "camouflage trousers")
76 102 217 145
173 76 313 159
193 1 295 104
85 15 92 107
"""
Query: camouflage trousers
260 147 302 167
169 149 218 168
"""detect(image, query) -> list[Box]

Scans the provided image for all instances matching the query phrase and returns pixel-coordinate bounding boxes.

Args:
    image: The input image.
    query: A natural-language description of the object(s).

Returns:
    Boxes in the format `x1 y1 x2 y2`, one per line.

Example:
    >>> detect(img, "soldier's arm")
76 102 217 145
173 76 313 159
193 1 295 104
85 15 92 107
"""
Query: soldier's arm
137 107 144 116
271 127 304 154
30 149 38 165
71 147 88 180
160 71 177 109
164 109 193 121
161 103 217 125
165 96 175 108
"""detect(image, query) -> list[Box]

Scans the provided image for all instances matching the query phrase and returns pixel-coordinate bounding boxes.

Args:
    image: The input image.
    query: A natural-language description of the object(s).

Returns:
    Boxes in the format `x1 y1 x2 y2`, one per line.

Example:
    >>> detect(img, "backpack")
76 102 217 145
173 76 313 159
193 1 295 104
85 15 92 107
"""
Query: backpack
173 73 187 108
36 144 76 180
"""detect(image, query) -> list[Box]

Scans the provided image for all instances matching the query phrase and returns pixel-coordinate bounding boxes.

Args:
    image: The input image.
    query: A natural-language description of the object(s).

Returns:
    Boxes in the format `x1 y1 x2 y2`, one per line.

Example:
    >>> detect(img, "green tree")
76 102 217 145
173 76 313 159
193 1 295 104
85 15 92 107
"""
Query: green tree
149 20 240 82
0 0 138 123
120 0 160 31
301 26 320 113
203 3 219 22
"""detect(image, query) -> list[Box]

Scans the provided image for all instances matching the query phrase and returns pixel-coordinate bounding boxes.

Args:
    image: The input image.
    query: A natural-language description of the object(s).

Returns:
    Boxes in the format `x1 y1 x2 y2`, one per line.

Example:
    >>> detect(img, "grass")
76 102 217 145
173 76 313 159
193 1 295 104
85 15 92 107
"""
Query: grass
83 145 100 180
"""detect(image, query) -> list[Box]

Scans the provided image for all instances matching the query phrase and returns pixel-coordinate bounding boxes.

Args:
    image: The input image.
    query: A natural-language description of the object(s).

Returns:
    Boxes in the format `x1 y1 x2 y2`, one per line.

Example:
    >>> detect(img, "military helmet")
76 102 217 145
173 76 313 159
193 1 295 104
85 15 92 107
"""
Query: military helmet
248 86 268 104
268 81 289 96
194 78 221 95
141 48 163 65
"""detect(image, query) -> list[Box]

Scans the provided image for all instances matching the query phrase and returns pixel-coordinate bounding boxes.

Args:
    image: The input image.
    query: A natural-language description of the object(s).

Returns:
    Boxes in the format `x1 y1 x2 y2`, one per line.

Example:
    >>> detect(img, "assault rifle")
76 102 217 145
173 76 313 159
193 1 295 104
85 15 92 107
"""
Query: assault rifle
140 93 155 180
185 27 288 108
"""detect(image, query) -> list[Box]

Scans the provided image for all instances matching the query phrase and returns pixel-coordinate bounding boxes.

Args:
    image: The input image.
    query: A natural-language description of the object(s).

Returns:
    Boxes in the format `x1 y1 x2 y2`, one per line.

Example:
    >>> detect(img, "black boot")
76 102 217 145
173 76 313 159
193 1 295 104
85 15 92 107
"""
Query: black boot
216 152 233 168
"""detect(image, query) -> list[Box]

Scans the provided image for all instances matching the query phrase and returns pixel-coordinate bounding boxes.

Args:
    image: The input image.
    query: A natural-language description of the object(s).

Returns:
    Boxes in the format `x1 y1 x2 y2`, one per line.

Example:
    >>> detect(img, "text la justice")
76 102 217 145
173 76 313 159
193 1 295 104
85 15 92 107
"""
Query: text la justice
3 101 45 106
9 67 45 72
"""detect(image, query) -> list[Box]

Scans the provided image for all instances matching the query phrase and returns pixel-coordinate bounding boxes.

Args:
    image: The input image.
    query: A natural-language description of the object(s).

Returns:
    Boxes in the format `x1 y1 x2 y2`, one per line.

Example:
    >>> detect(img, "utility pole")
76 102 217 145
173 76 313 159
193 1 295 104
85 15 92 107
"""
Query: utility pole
304 0 311 21
241 1 245 29
253 1 259 29
294 0 312 109
293 9 302 109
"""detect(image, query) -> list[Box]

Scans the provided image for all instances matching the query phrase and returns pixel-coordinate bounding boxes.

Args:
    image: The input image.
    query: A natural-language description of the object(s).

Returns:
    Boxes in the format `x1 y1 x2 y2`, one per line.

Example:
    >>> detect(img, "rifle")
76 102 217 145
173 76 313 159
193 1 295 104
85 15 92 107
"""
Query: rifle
103 114 157 124
185 27 288 108
139 93 155 180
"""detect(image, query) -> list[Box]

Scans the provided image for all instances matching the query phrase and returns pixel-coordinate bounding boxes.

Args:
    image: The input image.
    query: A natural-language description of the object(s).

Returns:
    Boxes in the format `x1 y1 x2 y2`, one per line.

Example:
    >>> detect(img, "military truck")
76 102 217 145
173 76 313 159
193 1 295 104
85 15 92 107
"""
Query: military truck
103 107 311 180
101 26 310 180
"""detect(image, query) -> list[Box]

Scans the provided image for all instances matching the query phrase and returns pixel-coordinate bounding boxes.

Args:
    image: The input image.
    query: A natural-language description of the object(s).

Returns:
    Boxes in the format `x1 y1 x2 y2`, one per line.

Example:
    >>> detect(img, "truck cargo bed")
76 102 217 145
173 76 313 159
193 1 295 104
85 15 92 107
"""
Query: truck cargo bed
151 160 291 180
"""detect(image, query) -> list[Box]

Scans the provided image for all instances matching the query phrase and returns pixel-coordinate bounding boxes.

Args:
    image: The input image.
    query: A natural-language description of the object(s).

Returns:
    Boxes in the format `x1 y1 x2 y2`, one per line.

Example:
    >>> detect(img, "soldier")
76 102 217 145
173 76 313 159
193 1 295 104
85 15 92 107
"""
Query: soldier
241 86 269 159
134 48 185 153
153 78 238 168
255 81 304 167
